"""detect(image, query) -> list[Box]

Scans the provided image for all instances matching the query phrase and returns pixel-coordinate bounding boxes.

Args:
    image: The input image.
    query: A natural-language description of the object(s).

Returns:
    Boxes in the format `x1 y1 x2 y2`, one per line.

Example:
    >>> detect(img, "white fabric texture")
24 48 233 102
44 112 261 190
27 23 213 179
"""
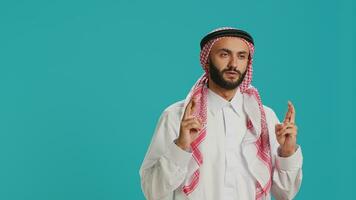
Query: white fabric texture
139 87 303 200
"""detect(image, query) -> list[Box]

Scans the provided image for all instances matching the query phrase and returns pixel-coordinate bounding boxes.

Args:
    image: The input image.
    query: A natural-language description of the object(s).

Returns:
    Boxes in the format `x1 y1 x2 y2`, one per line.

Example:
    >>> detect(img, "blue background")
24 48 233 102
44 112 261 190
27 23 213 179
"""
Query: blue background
0 0 354 199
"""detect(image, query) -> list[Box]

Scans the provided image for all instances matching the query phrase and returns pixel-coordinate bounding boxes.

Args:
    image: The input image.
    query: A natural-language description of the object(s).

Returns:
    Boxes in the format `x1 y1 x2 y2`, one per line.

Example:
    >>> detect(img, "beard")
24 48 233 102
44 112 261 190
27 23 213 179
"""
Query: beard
208 60 247 90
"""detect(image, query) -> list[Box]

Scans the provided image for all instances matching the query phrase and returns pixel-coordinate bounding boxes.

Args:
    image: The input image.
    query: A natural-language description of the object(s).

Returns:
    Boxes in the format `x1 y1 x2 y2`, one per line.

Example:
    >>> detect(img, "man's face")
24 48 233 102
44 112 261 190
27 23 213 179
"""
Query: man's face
208 37 250 90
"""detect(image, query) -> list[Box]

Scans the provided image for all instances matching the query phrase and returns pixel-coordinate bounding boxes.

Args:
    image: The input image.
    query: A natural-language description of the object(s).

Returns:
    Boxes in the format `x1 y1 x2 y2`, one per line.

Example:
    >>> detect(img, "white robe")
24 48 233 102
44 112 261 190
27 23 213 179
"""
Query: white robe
139 88 303 200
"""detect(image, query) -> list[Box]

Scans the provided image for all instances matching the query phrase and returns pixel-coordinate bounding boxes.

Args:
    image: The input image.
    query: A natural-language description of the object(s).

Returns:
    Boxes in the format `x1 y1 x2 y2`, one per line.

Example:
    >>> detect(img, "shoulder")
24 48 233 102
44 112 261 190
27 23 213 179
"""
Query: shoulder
164 99 185 113
263 104 280 124
159 99 186 122
263 105 275 115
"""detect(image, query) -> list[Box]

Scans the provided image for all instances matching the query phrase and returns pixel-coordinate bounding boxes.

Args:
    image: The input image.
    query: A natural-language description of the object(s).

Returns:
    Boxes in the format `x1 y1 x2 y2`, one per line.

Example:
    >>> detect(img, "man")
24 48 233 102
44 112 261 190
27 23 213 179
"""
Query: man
139 27 303 200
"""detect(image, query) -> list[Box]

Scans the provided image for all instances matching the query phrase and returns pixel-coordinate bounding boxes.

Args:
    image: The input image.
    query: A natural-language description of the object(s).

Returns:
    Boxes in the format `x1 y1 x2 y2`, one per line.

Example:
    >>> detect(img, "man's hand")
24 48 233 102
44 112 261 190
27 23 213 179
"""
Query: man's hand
275 101 298 157
176 98 202 151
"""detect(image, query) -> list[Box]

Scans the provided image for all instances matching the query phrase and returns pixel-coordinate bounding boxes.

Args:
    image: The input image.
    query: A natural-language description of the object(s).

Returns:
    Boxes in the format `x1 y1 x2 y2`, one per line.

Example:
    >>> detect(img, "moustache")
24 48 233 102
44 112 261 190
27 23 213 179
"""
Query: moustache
222 68 242 76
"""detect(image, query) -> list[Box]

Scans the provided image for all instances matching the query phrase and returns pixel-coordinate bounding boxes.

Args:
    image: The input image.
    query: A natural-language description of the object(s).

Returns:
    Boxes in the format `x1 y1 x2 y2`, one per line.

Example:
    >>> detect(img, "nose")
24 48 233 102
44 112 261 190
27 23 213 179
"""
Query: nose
229 55 239 68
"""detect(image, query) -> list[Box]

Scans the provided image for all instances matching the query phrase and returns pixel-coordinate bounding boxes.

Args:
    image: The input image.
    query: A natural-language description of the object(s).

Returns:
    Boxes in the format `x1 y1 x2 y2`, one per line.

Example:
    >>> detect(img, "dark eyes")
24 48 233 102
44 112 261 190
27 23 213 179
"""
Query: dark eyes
220 54 246 59
220 53 229 57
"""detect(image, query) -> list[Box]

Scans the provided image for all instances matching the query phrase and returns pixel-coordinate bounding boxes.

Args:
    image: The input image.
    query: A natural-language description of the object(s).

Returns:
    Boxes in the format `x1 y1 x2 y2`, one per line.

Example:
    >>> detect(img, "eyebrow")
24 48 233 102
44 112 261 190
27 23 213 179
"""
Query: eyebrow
217 48 248 55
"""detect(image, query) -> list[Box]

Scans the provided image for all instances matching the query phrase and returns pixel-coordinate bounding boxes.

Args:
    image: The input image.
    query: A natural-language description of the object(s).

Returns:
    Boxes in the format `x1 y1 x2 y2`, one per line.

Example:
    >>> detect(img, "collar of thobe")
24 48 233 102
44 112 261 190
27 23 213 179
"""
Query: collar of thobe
207 86 243 117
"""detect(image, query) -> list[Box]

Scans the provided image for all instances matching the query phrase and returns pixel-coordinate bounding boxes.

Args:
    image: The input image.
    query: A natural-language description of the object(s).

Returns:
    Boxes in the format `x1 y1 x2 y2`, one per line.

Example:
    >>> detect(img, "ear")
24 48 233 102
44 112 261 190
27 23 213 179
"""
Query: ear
205 56 211 69
247 55 252 66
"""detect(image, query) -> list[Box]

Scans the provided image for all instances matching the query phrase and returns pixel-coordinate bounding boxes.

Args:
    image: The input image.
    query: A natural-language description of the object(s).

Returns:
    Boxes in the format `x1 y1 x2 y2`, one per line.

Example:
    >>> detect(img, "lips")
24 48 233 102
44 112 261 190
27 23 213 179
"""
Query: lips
225 71 238 75
224 71 240 78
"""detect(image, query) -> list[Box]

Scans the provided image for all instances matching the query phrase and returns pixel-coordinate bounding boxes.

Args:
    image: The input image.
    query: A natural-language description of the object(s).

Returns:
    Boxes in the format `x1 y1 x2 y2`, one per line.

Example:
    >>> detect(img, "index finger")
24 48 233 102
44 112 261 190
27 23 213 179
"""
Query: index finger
288 101 296 123
283 101 292 123
183 97 195 119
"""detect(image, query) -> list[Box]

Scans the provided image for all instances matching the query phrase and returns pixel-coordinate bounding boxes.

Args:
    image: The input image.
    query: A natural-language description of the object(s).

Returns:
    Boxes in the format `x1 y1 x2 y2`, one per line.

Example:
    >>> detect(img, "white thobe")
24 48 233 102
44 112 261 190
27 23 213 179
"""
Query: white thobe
139 88 303 200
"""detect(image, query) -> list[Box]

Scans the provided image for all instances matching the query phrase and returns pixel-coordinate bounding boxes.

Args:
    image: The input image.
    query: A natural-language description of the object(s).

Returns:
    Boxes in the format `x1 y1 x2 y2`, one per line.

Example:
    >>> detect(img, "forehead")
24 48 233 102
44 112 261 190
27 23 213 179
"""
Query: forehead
211 37 249 53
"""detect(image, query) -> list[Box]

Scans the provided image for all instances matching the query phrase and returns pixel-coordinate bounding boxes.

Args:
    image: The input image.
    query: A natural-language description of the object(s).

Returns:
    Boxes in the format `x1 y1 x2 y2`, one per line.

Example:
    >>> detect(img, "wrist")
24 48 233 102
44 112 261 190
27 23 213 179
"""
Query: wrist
175 139 191 151
279 145 297 157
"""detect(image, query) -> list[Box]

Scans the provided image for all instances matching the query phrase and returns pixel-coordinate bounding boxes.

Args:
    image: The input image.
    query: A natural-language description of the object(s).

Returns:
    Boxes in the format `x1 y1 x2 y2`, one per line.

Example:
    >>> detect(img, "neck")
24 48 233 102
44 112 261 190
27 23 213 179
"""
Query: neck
207 79 238 102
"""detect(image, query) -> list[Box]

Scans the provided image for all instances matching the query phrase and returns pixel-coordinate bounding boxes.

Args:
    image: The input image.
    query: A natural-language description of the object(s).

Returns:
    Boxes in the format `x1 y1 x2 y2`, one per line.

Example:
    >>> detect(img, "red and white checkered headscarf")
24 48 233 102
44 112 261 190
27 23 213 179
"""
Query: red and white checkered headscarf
182 27 272 199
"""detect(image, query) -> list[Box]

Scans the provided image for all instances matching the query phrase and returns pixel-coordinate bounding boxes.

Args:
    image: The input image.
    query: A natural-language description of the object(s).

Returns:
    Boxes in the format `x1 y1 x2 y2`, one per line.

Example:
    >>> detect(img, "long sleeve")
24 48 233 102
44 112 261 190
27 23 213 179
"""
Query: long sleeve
265 106 303 200
139 108 193 200
271 146 303 200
